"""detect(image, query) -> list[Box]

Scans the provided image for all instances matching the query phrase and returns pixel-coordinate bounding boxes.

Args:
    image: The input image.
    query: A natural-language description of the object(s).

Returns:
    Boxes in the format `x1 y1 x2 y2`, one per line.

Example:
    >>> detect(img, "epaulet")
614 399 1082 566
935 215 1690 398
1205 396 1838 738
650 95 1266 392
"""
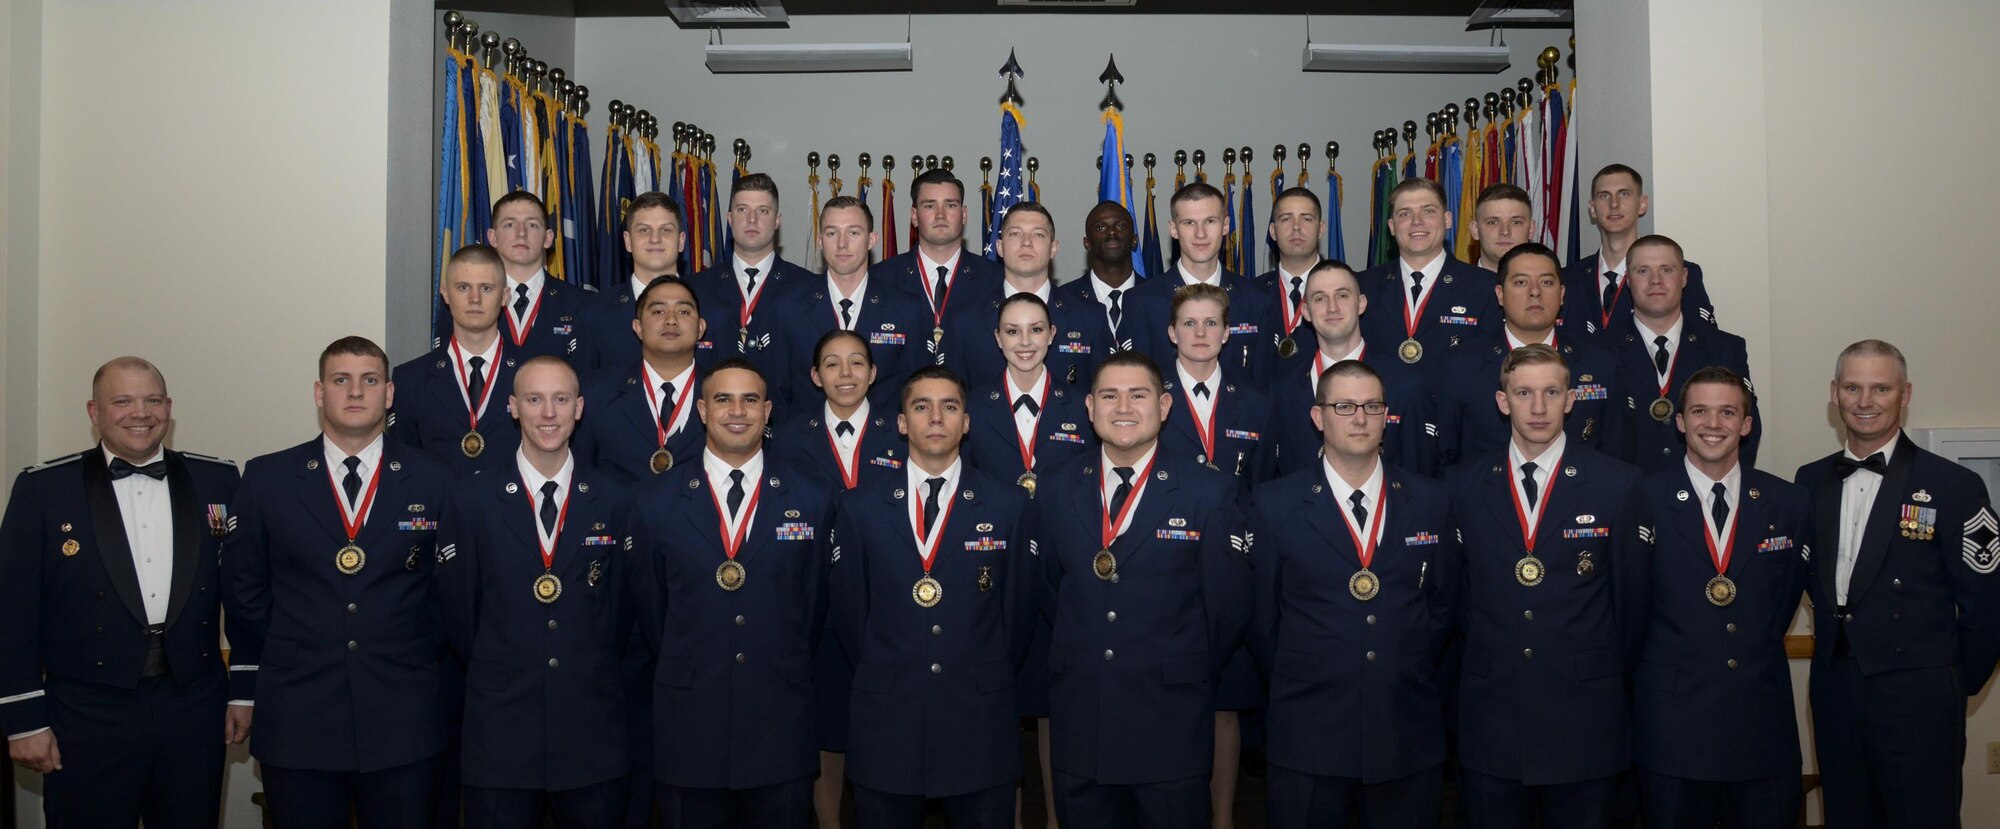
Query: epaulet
22 452 85 474
180 451 238 467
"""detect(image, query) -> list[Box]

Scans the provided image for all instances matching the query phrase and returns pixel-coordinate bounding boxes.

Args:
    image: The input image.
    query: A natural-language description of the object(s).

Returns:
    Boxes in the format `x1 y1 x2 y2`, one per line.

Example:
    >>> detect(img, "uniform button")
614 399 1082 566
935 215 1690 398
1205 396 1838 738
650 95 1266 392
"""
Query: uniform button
201 620 210 626
1661 447 1672 455
1727 659 1738 669
930 663 942 674
95 661 104 667
548 658 559 668
735 615 747 626
547 620 559 630
1365 615 1377 625
95 626 104 634
1891 612 1901 620
1894 646 1905 655
1523 610 1535 621
1106 612 1118 622
1109 574 1120 584
347 641 358 651
1892 578 1903 589
1523 648 1534 659
346 603 358 613
1103 649 1115 660
1725 623 1737 633
735 653 747 663
95 591 105 598
931 625 942 635
1366 651 1377 661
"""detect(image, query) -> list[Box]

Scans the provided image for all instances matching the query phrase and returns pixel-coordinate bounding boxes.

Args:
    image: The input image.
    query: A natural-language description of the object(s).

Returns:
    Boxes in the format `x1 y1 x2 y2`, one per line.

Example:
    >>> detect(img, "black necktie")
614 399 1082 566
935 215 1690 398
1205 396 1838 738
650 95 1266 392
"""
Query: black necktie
1014 394 1040 417
1193 381 1211 399
1107 288 1124 330
1109 467 1136 516
659 382 677 434
838 298 854 329
513 283 531 321
1710 482 1730 534
107 458 167 481
1653 336 1671 376
467 355 487 403
342 456 363 505
726 470 746 518
1520 461 1539 510
933 265 950 311
1602 271 1621 314
743 266 760 296
923 476 945 532
539 480 560 535
1835 453 1887 480
1288 276 1304 312
835 421 855 438
1409 272 1426 307
1348 489 1368 529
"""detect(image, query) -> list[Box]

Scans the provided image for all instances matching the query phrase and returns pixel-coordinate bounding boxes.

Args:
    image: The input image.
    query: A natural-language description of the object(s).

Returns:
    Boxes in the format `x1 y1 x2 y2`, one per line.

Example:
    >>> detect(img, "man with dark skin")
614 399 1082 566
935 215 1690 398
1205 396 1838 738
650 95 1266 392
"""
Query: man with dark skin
1063 200 1147 354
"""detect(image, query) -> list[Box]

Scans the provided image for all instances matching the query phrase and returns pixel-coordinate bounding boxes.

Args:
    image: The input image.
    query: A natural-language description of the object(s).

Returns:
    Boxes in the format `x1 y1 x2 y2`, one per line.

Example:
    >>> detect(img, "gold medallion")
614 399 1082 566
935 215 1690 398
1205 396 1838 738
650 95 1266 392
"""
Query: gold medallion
716 559 746 591
1514 555 1544 587
931 326 945 343
1348 568 1380 601
533 572 563 604
1649 397 1674 423
1398 338 1424 364
650 448 674 475
336 543 366 575
461 430 485 458
1092 549 1118 581
1277 337 1298 359
61 538 80 557
1017 471 1038 498
1705 574 1737 607
912 575 943 607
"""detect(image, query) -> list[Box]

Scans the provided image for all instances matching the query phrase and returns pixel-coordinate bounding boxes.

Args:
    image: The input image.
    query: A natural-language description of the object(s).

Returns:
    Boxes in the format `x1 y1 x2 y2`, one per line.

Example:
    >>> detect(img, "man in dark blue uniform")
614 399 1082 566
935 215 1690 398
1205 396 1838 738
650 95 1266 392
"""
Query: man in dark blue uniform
436 356 634 828
767 196 930 412
829 365 1037 826
1 357 242 828
1038 351 1252 827
576 192 690 372
1468 183 1535 275
486 191 589 362
576 276 708 485
964 294 1096 491
1269 261 1438 477
1158 282 1274 490
942 202 1109 392
1434 243 1625 468
1446 344 1651 828
688 173 810 378
1126 183 1281 385
1634 367 1810 828
221 337 457 827
624 359 835 827
1254 187 1326 350
1796 339 2000 828
869 169 1002 365
1248 359 1463 828
1558 164 1715 344
1356 178 1497 379
1607 235 1759 473
392 243 521 478
1063 200 1150 355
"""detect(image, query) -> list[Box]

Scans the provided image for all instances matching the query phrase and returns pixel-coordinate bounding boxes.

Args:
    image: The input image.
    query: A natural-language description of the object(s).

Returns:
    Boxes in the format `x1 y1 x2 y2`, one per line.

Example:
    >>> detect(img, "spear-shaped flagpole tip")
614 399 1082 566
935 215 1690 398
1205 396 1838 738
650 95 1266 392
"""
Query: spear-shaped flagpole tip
998 49 1025 79
1098 55 1124 85
1097 54 1124 111
1001 77 1024 107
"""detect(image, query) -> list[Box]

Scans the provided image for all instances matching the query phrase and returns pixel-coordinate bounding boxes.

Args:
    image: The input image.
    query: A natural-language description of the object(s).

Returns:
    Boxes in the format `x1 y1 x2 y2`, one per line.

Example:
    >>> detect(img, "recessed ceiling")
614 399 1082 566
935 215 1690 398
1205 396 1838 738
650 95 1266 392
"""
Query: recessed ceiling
442 1 1487 18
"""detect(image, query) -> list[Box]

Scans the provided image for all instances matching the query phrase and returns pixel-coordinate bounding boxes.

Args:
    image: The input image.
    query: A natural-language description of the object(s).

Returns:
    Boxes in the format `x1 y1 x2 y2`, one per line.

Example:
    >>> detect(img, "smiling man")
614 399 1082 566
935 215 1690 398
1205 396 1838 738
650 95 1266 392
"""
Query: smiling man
768 196 931 413
578 193 690 372
1269 261 1439 477
485 192 589 362
1 358 242 828
1356 178 1497 374
1606 235 1759 473
576 276 709 485
1794 340 2000 828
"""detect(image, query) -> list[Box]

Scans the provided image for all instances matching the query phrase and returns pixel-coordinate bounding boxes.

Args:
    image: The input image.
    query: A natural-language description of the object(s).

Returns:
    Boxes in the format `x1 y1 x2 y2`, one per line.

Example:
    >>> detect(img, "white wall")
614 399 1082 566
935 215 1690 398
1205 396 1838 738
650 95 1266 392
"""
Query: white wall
8 1 397 825
573 14 1567 277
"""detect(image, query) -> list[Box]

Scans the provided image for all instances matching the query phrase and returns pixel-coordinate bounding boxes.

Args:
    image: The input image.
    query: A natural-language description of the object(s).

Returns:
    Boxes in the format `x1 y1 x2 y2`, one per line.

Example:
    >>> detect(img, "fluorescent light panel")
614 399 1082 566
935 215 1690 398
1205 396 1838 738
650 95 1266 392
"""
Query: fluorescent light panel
705 42 913 73
1302 43 1512 74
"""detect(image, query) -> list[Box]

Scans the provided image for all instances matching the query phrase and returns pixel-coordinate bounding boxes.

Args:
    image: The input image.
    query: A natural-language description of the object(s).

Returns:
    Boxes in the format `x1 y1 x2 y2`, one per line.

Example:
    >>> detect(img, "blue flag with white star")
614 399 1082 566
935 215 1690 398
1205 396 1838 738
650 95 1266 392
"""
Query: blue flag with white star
984 102 1027 260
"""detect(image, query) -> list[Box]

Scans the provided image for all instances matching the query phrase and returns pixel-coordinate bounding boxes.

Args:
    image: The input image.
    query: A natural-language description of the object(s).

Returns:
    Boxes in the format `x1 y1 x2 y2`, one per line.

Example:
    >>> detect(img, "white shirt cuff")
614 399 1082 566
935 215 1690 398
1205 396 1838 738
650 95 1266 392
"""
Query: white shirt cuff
228 700 254 707
6 726 50 740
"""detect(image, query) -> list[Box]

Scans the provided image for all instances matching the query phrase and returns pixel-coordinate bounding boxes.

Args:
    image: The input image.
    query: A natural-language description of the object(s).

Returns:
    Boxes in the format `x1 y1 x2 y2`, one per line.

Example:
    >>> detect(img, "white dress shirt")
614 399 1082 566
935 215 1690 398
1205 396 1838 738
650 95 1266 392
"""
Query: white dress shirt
1007 369 1049 445
1177 261 1223 287
1089 271 1135 333
1176 361 1221 426
1504 326 1557 350
516 449 575 554
1836 437 1899 605
702 449 766 537
643 361 697 437
1099 445 1159 539
1508 432 1569 529
505 269 549 331
322 433 386 522
1636 315 1686 385
906 457 965 547
1324 456 1387 545
450 335 501 414
828 275 868 330
826 400 870 457
1684 459 1743 541
105 446 174 626
1399 251 1446 311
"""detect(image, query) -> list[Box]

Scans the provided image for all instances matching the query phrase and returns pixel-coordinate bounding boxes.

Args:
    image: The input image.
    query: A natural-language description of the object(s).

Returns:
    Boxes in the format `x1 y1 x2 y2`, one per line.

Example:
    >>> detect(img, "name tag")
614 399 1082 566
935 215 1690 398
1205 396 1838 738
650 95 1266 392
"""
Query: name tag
776 522 815 541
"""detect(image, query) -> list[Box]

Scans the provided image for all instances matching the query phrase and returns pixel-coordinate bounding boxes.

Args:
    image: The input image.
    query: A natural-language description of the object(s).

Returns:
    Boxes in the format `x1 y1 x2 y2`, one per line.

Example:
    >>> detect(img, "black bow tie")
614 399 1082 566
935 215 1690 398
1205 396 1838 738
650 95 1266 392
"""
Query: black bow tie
108 457 167 481
1835 452 1887 479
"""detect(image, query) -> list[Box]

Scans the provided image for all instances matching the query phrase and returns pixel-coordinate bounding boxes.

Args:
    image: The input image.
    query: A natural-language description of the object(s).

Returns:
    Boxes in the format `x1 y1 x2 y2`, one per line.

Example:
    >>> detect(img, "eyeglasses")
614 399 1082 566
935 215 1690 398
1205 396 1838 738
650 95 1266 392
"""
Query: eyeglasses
1318 401 1388 417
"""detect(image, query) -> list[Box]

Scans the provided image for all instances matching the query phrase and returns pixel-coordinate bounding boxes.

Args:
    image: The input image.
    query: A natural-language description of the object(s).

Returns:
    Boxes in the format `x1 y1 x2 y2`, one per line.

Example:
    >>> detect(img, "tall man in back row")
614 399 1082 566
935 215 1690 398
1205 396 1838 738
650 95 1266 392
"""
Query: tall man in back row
1358 178 1497 378
392 243 522 478
1039 351 1252 827
2 357 243 827
689 173 811 377
1129 183 1281 384
1796 339 2000 828
1559 164 1714 345
486 192 590 361
871 169 1003 366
